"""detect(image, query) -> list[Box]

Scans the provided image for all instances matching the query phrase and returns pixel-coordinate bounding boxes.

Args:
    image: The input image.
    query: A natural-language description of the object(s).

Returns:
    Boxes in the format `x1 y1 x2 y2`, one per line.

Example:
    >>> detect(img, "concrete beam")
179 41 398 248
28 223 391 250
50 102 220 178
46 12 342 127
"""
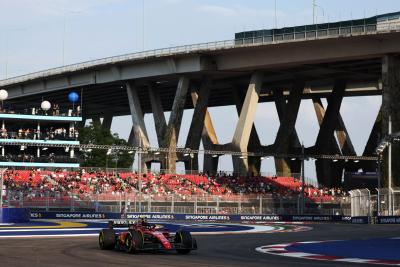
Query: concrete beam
274 80 305 176
382 55 400 187
231 72 263 175
164 76 190 173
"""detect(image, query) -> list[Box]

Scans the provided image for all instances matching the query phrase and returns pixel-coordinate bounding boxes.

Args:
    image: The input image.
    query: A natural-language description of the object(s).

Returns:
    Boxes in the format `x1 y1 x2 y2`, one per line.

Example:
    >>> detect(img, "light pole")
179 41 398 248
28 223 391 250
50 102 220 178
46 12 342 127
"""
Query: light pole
0 170 4 208
300 143 305 214
388 115 392 215
375 116 399 216
190 153 194 175
138 136 142 213
377 154 381 215
106 148 112 174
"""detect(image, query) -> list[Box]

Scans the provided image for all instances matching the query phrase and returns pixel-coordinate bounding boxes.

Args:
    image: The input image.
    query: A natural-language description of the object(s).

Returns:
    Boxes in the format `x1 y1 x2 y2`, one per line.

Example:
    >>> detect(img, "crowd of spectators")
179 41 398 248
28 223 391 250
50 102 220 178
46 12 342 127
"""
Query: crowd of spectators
2 169 349 202
0 127 78 140
0 104 81 117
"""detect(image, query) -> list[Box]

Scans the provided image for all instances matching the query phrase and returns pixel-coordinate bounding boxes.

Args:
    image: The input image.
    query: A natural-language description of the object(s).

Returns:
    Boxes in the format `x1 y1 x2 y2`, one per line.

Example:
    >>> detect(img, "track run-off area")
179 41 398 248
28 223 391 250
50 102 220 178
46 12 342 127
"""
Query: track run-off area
0 221 400 267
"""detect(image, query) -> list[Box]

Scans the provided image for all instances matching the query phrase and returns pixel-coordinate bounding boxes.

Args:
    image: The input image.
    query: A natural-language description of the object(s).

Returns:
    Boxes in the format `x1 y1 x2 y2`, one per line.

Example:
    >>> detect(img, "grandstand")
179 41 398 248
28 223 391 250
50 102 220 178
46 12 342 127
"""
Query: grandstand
0 97 81 168
2 169 350 215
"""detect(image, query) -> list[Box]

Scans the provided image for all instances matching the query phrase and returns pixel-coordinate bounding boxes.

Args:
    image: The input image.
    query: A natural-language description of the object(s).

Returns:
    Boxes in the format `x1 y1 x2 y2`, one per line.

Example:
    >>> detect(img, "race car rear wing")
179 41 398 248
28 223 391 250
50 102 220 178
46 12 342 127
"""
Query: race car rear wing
109 220 137 228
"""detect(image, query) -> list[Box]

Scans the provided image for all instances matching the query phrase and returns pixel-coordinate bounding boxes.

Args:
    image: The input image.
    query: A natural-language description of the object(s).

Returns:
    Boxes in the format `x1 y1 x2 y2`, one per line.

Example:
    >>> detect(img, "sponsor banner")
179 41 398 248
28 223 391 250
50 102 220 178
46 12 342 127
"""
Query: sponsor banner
30 212 353 223
237 215 282 222
376 216 400 224
351 216 369 224
30 212 118 220
282 215 350 222
1 208 30 223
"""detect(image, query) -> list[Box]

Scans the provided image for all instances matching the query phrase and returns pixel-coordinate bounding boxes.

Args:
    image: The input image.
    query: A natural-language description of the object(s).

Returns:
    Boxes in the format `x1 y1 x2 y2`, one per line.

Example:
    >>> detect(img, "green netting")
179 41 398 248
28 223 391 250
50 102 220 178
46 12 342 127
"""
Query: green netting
233 12 394 40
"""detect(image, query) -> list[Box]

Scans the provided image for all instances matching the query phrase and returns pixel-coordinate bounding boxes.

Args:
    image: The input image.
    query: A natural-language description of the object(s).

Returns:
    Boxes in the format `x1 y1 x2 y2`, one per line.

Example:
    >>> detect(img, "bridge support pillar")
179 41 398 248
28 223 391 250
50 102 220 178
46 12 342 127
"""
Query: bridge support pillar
201 113 219 175
382 55 400 187
148 84 167 146
148 84 167 170
127 82 150 172
77 117 86 128
102 114 113 131
314 80 346 187
232 72 263 175
274 80 304 176
233 85 262 176
362 107 382 172
164 77 190 173
274 89 302 175
92 116 101 126
184 79 211 172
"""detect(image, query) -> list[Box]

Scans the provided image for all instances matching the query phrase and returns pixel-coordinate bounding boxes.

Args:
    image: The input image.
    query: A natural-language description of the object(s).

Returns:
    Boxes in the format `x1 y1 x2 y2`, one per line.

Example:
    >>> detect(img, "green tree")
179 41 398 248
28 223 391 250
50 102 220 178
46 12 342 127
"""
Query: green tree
78 121 133 168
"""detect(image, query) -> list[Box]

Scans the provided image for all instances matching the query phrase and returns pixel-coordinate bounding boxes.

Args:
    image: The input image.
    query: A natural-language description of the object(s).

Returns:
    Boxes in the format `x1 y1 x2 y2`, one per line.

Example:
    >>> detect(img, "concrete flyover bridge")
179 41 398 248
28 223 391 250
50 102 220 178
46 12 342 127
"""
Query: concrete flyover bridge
1 18 400 187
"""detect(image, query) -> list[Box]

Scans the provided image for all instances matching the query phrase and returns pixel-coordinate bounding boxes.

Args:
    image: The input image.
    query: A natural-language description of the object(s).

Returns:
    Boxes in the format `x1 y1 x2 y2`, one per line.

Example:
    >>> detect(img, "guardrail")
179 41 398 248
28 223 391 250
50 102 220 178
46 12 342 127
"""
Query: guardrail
1 22 400 87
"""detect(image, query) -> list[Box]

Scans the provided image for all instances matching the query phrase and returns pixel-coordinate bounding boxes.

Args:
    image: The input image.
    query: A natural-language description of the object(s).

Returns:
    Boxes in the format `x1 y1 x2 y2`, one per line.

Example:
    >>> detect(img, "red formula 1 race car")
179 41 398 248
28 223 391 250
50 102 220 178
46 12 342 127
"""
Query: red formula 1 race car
99 220 197 254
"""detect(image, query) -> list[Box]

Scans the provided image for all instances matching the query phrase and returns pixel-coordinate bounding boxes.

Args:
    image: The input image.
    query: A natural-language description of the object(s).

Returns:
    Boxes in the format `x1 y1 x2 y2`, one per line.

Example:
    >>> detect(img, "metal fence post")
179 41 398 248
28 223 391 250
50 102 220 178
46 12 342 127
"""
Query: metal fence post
0 171 3 208
148 196 151 213
171 195 174 213
71 190 75 212
259 196 262 214
238 195 241 213
119 193 122 214
46 191 49 212
95 192 99 212
366 189 371 217
216 197 219 214
349 191 353 216
19 191 23 208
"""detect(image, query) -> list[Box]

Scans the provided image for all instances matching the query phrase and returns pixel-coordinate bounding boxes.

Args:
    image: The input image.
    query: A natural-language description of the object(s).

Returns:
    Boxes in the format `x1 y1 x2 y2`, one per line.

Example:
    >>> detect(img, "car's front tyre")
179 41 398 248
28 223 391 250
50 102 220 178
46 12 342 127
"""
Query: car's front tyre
99 229 116 250
125 230 144 253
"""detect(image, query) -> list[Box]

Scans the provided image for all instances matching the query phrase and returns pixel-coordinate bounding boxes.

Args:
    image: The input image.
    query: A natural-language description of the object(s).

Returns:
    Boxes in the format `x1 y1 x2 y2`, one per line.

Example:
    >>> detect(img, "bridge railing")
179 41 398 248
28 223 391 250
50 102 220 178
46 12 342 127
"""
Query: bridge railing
1 21 400 87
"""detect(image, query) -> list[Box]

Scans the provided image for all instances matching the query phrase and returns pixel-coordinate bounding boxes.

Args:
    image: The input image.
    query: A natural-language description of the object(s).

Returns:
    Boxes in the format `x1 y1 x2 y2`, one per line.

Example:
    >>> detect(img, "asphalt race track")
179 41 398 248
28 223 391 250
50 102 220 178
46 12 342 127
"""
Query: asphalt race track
0 224 400 267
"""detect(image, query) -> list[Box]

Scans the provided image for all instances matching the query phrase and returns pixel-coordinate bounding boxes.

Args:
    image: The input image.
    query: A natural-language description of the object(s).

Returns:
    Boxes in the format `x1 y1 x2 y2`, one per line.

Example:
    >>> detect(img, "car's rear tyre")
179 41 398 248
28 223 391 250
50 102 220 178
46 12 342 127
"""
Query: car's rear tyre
125 230 144 253
175 230 194 254
99 229 116 250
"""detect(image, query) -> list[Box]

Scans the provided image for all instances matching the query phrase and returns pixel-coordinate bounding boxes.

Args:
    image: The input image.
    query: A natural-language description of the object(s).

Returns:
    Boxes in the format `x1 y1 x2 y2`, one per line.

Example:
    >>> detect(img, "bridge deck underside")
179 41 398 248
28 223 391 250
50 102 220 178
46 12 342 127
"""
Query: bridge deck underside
4 57 381 117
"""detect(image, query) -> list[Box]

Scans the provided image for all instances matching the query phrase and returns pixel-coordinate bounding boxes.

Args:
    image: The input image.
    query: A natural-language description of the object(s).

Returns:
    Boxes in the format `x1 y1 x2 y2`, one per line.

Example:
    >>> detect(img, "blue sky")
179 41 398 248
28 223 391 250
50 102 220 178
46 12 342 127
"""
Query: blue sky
0 0 398 179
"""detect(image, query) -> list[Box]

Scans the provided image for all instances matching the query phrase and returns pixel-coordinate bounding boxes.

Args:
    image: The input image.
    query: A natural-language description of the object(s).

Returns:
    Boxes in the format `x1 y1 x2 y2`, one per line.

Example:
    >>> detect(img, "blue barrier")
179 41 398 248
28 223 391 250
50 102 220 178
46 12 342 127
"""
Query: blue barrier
30 211 352 223
1 208 30 223
376 216 400 224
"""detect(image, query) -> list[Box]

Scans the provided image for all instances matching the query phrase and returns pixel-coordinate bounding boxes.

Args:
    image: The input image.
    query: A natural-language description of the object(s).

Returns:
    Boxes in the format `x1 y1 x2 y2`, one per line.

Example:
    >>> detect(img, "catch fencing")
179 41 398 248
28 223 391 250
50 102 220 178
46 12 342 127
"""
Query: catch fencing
3 190 350 216
350 187 400 216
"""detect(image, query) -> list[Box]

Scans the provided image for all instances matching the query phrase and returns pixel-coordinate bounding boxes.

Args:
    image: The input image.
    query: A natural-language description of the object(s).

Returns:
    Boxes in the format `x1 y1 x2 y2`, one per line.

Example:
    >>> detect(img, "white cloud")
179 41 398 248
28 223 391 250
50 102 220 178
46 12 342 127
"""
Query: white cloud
198 5 237 16
0 0 123 20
